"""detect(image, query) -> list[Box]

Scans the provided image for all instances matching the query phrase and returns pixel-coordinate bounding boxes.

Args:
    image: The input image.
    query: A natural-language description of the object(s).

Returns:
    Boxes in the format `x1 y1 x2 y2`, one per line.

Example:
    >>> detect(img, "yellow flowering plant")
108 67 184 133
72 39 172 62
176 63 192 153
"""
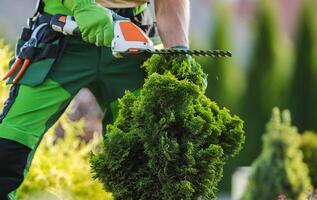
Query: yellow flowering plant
17 115 113 200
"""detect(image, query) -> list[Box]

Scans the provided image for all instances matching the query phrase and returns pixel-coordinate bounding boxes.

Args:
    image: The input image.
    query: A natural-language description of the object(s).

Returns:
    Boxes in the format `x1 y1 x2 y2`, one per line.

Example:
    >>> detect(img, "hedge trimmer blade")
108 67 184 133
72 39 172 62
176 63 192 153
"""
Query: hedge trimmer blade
147 49 232 57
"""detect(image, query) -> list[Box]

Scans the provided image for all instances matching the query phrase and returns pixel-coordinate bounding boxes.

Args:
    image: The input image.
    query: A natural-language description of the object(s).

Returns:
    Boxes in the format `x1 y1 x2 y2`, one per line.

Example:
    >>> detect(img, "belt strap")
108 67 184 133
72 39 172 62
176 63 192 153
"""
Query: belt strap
34 0 45 15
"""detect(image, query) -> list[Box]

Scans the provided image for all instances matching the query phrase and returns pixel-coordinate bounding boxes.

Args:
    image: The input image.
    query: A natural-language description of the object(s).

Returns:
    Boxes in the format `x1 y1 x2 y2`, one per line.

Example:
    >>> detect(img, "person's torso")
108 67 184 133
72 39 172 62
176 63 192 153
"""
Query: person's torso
42 0 148 15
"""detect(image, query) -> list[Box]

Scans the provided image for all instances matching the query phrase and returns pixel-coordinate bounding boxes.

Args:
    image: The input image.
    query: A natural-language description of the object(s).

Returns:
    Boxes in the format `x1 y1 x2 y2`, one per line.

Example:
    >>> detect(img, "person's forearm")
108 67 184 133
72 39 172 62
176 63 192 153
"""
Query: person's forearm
155 0 190 48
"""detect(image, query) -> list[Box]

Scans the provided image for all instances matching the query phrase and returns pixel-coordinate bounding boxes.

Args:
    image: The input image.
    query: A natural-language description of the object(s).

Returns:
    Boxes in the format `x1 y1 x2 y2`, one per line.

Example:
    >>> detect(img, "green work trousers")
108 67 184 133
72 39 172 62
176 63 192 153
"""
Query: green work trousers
0 37 146 199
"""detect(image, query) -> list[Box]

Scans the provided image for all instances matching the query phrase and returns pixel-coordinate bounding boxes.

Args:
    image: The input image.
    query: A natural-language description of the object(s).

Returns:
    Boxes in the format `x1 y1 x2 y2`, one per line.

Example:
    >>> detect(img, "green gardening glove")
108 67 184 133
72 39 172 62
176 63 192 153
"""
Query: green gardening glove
63 0 114 46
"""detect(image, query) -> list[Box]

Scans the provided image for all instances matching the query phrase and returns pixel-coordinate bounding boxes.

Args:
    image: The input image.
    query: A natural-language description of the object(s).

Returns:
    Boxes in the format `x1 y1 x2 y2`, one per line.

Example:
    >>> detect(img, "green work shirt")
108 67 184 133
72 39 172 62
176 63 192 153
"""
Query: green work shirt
42 0 148 15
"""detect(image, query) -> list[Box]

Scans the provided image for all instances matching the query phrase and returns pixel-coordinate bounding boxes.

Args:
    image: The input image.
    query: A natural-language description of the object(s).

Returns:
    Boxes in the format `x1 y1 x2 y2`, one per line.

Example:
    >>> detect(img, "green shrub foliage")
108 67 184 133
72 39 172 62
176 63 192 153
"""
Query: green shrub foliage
300 131 317 188
241 108 311 200
91 55 245 200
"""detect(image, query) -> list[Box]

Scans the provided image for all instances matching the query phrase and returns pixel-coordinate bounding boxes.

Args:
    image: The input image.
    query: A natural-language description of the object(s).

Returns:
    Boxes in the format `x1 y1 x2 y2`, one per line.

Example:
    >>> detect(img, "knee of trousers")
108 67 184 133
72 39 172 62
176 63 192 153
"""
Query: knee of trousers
0 138 31 196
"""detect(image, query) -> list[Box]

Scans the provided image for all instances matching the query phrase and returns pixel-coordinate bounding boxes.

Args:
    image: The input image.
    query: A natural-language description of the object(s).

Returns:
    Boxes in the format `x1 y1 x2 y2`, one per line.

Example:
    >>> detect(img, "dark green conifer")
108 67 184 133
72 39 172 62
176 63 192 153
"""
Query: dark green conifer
242 0 293 164
205 4 245 112
289 0 317 131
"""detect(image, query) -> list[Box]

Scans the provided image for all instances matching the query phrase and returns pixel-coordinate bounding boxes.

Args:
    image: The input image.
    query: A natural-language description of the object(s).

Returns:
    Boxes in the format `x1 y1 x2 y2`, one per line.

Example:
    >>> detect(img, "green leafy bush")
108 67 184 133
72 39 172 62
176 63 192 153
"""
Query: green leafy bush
17 115 113 200
300 131 317 188
91 55 245 199
241 108 311 200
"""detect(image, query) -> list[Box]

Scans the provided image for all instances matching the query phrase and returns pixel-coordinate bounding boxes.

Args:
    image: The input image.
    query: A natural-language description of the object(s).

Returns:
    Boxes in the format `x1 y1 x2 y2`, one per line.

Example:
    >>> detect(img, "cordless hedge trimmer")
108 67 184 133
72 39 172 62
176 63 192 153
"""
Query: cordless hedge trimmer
50 14 232 58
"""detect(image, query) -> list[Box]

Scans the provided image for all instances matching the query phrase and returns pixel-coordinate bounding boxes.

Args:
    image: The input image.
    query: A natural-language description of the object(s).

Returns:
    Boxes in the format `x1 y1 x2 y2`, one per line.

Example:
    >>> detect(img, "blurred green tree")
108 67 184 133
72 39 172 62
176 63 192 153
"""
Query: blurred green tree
241 108 311 200
241 0 293 167
205 4 246 113
206 4 247 192
289 0 317 132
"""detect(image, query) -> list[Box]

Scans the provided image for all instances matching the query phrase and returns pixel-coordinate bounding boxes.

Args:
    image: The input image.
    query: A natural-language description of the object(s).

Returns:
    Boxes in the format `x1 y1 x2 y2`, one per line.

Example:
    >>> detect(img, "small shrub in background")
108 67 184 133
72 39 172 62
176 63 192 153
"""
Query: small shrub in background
17 115 113 200
91 55 245 200
241 108 311 200
300 131 317 188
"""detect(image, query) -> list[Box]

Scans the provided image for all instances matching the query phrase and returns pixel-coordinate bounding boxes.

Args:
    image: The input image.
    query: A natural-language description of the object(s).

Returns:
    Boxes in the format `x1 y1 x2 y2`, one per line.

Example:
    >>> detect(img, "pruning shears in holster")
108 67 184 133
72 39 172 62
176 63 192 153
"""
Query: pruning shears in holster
2 23 49 84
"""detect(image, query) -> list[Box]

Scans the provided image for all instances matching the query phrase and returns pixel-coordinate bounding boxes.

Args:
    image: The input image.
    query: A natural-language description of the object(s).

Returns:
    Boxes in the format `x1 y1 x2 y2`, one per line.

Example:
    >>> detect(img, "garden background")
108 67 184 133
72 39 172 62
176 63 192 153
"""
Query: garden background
1 0 317 199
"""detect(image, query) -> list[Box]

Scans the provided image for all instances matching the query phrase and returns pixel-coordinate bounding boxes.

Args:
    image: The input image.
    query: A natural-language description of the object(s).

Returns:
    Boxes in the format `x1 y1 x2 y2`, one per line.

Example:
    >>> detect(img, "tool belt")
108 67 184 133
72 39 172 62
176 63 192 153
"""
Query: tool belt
17 19 61 65
5 14 64 86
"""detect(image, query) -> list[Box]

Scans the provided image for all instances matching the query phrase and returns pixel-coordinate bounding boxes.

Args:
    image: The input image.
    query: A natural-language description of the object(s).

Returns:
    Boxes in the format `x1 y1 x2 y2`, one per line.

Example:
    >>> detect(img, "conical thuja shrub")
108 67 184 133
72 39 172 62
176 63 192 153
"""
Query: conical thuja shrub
91 55 245 200
241 108 311 200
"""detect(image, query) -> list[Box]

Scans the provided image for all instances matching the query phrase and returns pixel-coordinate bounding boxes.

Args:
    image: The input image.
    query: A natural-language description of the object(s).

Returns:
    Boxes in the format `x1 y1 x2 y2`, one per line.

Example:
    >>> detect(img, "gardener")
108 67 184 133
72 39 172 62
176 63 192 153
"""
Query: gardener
0 0 190 199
